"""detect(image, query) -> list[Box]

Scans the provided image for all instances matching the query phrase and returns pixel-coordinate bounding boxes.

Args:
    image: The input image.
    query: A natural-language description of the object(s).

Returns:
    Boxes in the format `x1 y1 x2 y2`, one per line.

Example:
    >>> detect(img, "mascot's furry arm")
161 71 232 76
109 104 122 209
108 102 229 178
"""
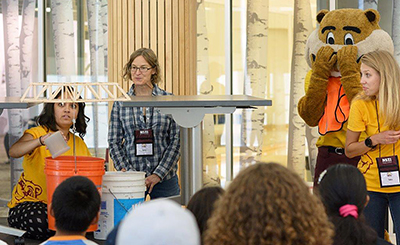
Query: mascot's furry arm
337 45 362 102
298 46 337 127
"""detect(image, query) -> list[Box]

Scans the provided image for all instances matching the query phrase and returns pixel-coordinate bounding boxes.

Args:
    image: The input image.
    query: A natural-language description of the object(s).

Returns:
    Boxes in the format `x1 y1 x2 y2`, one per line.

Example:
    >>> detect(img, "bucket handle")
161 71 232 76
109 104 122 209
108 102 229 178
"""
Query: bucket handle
108 188 130 214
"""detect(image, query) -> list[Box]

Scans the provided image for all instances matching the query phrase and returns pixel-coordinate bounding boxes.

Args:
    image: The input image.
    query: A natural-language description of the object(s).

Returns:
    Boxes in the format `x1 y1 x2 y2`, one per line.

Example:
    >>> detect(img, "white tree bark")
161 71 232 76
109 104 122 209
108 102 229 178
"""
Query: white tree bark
3 0 23 187
101 0 108 74
364 0 378 10
393 1 400 64
197 0 219 186
306 126 319 178
20 0 36 124
287 0 313 178
87 0 107 156
51 0 76 77
240 0 268 167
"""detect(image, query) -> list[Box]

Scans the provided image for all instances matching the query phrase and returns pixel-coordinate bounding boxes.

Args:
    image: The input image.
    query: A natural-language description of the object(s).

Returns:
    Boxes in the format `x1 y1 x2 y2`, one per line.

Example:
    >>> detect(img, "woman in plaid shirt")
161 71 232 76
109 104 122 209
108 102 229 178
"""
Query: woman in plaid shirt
108 48 180 199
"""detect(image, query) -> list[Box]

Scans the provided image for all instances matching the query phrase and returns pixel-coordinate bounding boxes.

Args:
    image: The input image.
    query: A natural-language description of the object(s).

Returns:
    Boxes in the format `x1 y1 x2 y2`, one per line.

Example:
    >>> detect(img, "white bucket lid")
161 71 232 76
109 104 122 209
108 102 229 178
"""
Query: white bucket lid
103 171 146 182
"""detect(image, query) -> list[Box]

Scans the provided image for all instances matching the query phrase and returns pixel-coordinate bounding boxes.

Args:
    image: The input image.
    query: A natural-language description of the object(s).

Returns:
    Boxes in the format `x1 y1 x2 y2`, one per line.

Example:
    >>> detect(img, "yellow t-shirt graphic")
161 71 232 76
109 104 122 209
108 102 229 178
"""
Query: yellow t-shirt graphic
8 126 91 208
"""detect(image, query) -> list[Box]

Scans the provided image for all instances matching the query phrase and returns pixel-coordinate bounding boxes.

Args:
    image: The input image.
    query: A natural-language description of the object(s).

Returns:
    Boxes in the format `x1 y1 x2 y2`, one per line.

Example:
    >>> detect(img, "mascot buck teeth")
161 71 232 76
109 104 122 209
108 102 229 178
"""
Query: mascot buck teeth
298 8 394 186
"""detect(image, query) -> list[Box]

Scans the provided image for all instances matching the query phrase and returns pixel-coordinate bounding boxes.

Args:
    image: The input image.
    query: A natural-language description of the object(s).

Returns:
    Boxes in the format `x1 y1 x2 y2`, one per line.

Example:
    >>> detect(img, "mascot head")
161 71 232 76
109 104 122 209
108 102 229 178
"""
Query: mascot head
305 8 394 68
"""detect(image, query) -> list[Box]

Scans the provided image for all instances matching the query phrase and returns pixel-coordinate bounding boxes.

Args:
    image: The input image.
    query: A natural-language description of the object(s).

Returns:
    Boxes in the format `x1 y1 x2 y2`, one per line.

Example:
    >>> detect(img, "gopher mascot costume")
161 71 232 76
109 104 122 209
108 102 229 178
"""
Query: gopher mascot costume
298 9 394 186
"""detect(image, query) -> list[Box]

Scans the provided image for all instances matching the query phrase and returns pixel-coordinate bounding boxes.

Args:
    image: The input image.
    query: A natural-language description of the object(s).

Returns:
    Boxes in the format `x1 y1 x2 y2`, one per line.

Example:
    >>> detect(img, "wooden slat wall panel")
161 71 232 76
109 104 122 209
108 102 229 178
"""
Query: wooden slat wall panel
157 0 165 91
165 0 172 92
172 0 179 95
178 0 185 96
134 0 142 51
142 0 149 48
122 0 128 91
150 0 157 54
109 0 196 96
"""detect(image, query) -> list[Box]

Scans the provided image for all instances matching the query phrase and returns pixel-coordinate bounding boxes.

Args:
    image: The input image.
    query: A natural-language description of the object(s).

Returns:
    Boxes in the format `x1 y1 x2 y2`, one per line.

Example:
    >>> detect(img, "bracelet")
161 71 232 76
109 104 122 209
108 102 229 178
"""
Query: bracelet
39 136 45 146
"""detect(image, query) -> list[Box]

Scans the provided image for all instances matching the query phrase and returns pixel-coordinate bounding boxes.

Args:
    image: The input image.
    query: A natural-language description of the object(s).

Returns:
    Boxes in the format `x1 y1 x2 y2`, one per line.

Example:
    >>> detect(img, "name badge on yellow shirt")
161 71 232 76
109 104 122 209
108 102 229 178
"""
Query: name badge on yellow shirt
134 129 154 156
376 155 400 187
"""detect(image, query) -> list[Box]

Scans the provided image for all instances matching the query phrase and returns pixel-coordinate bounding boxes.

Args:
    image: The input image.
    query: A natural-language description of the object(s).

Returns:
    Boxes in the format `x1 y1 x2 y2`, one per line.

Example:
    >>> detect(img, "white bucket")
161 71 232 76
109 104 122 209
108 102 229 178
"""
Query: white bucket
94 171 146 240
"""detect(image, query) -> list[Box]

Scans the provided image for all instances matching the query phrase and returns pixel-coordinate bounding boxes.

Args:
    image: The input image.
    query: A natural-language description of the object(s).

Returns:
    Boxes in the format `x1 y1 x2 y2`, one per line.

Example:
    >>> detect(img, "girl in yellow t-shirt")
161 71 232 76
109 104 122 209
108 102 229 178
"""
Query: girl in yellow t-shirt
7 88 91 240
346 50 400 245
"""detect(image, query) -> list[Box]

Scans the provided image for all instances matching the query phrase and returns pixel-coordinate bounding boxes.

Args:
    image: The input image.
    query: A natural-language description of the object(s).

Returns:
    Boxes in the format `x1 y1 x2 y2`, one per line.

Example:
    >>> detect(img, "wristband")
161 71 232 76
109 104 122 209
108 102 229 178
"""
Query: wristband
39 136 45 146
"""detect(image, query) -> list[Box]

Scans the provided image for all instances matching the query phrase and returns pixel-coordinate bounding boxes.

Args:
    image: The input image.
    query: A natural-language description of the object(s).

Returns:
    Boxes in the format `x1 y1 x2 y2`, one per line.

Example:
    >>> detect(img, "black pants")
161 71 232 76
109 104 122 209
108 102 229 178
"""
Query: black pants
8 201 55 240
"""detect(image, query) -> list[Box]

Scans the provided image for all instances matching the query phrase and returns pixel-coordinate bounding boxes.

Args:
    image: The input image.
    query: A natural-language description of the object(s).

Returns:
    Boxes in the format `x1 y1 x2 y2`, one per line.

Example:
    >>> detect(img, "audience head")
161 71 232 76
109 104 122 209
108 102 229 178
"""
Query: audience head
187 186 224 236
204 162 333 245
317 164 378 245
51 176 101 233
116 199 200 245
37 86 89 138
123 48 161 85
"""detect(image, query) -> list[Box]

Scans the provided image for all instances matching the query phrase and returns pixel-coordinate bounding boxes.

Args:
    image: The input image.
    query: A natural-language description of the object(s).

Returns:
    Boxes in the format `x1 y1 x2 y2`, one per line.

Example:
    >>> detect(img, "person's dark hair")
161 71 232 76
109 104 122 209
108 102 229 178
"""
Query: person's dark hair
52 176 100 233
187 186 224 236
317 164 378 245
122 48 161 84
37 86 89 138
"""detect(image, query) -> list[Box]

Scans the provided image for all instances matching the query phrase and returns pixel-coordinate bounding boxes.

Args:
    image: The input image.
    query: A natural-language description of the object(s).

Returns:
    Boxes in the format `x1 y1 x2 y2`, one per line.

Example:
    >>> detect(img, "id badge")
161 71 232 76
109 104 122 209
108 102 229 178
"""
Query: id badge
376 155 400 187
134 129 154 156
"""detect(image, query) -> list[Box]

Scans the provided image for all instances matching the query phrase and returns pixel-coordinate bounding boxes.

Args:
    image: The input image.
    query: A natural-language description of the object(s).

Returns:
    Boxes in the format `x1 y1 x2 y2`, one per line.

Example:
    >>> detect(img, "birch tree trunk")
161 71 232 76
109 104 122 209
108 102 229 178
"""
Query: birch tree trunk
3 0 23 188
20 0 36 125
101 0 108 74
51 0 76 78
87 0 106 156
197 0 219 186
240 0 268 168
364 0 378 10
393 1 400 64
306 126 319 179
287 0 313 178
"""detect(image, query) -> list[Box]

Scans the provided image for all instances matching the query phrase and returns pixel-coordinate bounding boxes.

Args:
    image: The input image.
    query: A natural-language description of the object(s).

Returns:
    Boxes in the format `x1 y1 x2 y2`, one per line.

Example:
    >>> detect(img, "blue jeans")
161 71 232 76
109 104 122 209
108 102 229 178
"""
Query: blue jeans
145 174 180 199
364 191 400 245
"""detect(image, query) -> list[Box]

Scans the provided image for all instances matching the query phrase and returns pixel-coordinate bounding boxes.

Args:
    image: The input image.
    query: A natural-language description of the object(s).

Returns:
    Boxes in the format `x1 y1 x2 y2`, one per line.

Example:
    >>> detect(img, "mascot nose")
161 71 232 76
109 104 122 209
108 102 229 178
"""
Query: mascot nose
331 52 337 59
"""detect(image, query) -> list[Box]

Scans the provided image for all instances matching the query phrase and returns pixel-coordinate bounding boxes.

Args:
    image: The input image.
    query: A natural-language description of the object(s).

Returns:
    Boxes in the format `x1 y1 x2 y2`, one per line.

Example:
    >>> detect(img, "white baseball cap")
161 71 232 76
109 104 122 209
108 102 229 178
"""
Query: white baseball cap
116 199 200 245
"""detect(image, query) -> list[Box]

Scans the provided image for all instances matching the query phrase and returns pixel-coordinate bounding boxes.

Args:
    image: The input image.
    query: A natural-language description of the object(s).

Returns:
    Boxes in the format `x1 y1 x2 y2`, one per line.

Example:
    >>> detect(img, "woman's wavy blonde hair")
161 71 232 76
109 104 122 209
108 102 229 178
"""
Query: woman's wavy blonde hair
122 48 161 85
203 162 333 245
360 50 400 130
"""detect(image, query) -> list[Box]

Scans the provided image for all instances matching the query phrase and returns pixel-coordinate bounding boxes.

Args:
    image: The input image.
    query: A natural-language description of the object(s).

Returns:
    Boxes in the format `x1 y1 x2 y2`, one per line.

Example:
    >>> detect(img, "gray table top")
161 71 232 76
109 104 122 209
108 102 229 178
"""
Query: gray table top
122 95 272 108
0 97 38 109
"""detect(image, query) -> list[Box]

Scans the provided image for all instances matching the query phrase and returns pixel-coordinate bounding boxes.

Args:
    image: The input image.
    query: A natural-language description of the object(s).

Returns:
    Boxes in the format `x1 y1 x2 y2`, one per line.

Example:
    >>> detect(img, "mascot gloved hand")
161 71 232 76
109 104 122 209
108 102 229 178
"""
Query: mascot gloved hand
297 8 394 186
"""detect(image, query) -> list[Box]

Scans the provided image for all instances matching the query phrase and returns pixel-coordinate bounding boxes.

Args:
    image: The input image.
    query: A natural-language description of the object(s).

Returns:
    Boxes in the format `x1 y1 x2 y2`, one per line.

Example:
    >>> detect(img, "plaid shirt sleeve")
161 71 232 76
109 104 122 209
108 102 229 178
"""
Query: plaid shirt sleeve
153 115 181 180
108 101 128 170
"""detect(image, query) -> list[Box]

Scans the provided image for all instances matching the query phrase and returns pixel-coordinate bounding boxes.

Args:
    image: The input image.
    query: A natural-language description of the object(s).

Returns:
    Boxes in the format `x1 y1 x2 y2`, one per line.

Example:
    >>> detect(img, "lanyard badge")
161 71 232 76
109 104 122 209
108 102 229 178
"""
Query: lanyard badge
373 100 400 187
377 155 400 187
134 129 154 156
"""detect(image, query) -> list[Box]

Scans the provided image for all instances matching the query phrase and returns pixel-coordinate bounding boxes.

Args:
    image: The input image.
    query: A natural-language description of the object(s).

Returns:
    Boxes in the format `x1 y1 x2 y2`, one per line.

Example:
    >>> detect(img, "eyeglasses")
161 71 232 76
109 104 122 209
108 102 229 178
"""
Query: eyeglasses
130 66 153 73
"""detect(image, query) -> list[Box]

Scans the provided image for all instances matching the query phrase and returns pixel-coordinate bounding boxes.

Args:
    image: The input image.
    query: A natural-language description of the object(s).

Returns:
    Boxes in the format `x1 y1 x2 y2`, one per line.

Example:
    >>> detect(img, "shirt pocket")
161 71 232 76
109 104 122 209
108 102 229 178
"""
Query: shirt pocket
152 109 170 135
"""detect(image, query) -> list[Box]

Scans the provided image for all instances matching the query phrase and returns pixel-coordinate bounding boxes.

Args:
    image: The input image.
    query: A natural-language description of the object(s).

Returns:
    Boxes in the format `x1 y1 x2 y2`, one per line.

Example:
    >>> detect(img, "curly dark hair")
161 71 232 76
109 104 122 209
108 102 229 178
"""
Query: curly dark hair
317 164 378 245
203 162 334 245
122 48 161 85
37 86 89 138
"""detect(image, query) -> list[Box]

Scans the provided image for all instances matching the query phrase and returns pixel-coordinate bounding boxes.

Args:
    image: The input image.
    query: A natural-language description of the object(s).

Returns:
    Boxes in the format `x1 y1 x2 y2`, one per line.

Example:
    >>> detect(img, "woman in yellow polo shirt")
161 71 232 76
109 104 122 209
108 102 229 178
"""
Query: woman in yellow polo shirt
346 50 400 244
7 87 91 240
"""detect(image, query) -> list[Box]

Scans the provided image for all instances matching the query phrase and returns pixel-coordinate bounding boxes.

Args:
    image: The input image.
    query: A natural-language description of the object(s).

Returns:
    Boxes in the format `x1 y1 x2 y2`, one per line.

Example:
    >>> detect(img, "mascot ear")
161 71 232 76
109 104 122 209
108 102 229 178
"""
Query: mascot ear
364 9 380 25
316 9 329 23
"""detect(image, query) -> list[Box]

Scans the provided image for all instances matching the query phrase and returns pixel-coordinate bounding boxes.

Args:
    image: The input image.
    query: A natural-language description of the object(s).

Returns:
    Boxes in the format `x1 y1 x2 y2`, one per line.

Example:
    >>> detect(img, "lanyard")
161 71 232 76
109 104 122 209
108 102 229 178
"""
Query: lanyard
375 100 395 158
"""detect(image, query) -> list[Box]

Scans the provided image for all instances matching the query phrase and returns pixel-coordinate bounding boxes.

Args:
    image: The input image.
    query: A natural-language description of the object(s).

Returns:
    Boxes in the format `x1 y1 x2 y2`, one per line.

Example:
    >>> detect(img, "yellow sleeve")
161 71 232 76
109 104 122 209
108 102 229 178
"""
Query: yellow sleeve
347 99 366 132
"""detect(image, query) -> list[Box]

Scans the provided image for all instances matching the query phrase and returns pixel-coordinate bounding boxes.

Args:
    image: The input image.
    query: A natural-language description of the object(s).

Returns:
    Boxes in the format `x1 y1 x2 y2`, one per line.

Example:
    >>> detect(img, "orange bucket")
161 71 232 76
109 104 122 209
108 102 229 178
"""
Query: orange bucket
44 156 105 231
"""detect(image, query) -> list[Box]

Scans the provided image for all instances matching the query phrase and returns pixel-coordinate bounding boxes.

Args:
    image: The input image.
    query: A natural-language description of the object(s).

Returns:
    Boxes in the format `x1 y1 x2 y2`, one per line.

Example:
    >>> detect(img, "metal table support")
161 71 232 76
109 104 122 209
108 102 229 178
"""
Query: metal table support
122 95 272 205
